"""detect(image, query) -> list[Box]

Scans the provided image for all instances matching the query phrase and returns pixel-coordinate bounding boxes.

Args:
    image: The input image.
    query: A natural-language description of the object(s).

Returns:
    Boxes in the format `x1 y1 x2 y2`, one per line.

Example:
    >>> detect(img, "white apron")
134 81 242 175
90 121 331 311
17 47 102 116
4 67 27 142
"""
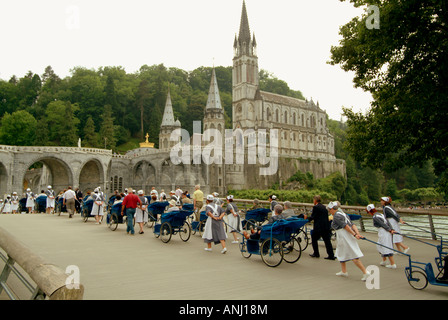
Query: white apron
202 204 227 242
385 206 403 243
388 218 403 243
3 201 11 213
334 212 363 262
227 204 242 233
26 193 35 208
91 193 104 216
11 197 19 211
374 213 394 256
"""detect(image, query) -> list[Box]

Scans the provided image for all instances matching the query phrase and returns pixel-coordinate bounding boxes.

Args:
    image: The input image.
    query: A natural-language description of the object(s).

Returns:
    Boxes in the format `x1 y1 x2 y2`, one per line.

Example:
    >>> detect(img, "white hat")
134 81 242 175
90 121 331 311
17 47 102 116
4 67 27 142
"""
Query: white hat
327 201 338 210
381 197 390 202
13 192 17 195
366 204 375 212
271 195 277 200
47 185 52 189
206 194 214 201
26 188 31 191
213 192 219 197
138 190 144 195
94 188 99 193
226 195 234 200
169 199 177 206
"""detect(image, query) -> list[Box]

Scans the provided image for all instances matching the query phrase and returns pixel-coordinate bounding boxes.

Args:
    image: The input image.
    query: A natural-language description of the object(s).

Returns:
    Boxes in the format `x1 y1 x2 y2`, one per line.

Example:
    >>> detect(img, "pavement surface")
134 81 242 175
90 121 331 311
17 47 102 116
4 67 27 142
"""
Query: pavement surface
0 213 447 301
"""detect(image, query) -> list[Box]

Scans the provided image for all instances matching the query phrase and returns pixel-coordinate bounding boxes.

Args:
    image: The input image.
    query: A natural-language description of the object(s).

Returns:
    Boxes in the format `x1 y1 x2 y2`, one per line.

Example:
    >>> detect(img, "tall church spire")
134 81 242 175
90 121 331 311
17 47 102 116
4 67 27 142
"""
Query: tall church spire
161 88 176 127
206 68 223 110
238 0 251 47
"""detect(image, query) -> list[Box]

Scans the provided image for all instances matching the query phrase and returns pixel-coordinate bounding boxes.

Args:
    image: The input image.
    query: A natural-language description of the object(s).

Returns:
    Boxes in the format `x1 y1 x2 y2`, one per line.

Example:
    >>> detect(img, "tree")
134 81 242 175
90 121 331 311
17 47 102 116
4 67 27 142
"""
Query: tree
61 102 79 146
329 0 448 193
45 101 79 146
83 117 98 148
0 110 37 146
100 105 116 150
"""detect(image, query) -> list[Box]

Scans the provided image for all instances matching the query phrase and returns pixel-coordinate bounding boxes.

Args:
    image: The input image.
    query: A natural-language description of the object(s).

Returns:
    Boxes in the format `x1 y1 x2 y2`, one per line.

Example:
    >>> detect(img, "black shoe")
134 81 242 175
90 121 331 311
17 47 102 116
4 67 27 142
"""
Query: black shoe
309 254 320 258
324 256 336 260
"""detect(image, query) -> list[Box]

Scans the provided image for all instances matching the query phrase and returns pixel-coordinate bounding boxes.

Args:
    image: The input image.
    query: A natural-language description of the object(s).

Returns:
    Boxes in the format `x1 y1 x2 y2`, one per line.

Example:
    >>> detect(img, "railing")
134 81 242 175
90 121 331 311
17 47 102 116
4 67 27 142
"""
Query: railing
0 226 84 300
231 199 448 241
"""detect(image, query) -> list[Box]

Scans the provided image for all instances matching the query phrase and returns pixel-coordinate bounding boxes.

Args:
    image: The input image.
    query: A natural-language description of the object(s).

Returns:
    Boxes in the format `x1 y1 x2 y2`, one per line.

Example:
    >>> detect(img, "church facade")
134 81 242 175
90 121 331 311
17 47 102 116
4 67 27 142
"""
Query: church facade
1 1 345 198
150 1 345 194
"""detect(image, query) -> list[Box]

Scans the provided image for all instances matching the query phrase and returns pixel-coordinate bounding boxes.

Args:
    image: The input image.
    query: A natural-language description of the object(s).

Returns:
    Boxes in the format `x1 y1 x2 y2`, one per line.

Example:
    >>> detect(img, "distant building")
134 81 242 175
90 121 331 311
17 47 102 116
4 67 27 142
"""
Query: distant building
0 1 345 197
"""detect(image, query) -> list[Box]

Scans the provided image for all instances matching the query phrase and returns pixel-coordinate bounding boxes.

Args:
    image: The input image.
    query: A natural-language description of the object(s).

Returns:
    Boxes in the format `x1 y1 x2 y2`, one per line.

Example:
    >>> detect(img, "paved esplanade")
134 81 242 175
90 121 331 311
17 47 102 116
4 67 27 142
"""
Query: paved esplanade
1 213 447 300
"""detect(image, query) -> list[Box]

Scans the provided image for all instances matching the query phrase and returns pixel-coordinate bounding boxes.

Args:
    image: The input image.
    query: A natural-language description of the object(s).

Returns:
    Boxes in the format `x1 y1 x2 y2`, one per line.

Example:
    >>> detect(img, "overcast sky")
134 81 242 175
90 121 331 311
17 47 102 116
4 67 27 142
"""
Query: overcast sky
0 0 373 120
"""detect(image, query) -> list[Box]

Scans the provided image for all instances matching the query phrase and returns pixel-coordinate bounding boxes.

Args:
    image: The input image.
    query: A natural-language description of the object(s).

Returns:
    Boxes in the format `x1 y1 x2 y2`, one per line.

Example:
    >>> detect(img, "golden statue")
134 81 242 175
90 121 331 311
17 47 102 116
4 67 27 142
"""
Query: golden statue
139 133 155 148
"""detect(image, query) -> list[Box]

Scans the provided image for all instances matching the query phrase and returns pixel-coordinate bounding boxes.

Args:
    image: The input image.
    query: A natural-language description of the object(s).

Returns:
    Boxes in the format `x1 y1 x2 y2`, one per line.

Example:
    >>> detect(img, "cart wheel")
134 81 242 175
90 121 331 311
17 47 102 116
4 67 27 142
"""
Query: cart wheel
408 270 428 290
82 208 89 222
246 219 257 231
109 213 119 231
240 241 252 259
160 222 172 243
260 238 283 267
179 222 191 242
146 213 156 228
282 238 302 264
295 229 309 251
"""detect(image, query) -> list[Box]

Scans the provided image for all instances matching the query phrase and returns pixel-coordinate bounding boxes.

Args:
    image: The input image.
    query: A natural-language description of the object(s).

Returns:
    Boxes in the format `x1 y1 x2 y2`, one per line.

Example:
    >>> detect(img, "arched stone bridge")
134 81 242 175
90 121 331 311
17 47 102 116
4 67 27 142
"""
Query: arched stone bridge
0 145 209 197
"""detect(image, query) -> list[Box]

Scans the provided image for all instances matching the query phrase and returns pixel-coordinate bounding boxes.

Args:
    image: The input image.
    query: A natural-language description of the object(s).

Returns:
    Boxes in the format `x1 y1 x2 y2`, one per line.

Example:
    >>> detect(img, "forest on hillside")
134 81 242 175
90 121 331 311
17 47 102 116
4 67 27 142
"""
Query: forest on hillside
0 65 444 205
0 65 303 151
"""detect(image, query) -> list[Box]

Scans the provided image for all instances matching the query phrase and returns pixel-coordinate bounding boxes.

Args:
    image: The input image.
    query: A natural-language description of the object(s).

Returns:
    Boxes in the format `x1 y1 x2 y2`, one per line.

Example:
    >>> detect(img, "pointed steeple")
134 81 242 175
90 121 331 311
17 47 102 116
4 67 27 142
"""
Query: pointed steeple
161 88 176 127
206 68 222 110
238 0 251 47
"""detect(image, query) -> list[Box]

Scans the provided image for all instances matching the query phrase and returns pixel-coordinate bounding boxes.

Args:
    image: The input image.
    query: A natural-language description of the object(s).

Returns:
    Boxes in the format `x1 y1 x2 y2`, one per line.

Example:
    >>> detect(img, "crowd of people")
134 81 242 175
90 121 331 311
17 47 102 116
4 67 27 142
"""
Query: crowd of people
2 186 447 284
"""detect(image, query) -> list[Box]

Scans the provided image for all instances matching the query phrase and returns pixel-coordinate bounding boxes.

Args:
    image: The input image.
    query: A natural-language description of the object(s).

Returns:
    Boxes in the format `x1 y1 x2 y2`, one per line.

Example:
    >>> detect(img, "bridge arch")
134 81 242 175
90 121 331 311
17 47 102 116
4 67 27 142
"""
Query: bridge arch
132 160 157 193
0 162 8 196
22 156 74 195
78 158 106 193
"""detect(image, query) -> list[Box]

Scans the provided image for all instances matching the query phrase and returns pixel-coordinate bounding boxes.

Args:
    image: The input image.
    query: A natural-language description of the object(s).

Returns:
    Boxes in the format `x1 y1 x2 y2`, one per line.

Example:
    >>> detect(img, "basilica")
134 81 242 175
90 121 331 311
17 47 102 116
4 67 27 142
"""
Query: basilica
150 0 345 195
5 1 345 197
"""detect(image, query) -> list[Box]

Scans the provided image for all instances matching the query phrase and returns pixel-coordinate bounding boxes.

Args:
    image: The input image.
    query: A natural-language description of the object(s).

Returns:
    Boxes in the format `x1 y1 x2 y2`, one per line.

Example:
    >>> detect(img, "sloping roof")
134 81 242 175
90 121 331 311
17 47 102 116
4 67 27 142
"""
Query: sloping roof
161 89 176 127
205 68 223 110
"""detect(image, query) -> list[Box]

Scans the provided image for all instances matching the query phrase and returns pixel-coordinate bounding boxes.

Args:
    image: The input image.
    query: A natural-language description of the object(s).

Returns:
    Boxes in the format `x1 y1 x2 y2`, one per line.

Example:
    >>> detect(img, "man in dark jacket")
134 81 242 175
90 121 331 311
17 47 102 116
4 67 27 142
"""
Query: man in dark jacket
305 195 336 260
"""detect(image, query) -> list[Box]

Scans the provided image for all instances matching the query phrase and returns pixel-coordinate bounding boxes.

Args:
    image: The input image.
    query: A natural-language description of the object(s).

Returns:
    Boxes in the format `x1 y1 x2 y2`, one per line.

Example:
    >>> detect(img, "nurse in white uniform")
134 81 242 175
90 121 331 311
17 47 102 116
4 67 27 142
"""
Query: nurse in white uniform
366 204 397 268
328 201 370 281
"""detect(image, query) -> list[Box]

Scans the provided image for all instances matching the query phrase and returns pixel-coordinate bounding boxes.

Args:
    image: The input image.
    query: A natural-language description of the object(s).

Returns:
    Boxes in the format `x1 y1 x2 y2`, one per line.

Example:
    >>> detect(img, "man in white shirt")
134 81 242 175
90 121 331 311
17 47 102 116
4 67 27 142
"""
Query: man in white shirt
63 186 77 218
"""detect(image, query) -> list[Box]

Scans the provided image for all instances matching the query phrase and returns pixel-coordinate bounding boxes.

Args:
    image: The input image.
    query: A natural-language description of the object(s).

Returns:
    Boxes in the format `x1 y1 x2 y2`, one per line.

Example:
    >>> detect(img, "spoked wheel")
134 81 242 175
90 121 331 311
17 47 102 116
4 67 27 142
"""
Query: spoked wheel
240 241 252 259
146 213 156 228
248 219 258 231
160 222 172 243
295 229 309 251
408 270 428 290
282 238 302 264
193 221 205 236
179 222 191 242
260 238 283 267
109 213 119 231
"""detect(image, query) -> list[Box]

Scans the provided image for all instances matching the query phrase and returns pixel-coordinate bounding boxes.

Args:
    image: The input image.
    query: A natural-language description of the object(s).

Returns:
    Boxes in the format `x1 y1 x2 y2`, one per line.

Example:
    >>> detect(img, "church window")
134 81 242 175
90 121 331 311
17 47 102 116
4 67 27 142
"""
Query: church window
275 109 279 122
